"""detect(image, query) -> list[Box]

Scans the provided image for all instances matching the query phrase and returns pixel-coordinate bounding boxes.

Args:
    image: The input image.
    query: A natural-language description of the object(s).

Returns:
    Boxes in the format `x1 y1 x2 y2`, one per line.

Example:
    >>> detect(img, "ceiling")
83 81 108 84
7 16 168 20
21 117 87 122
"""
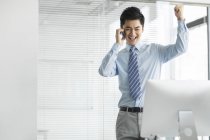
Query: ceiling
39 0 124 16
112 0 210 5
39 0 210 17
39 0 209 24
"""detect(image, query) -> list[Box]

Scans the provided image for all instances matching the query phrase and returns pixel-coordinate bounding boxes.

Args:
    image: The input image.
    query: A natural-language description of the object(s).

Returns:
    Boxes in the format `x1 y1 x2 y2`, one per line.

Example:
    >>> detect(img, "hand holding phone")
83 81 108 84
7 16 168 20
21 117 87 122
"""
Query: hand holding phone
120 31 125 39
116 28 125 45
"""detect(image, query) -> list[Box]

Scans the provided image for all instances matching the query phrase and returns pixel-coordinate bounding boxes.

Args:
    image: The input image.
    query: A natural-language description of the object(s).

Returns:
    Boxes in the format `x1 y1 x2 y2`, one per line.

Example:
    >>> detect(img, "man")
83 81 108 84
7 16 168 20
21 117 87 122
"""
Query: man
99 5 188 140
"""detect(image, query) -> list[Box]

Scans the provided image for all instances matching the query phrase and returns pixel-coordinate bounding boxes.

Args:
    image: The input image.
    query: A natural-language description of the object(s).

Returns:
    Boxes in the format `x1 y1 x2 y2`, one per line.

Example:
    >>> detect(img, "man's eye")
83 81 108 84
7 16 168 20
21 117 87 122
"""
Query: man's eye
125 29 130 31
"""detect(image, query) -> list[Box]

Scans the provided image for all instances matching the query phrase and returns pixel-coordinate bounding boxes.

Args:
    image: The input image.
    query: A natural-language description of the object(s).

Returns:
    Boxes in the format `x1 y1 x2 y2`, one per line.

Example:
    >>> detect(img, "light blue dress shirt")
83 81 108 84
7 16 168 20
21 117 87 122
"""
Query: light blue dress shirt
99 20 189 107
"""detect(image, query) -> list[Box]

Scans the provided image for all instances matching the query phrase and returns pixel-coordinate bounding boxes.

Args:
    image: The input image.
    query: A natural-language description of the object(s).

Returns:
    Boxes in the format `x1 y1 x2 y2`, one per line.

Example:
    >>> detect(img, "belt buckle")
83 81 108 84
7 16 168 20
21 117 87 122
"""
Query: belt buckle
126 107 129 112
131 108 134 112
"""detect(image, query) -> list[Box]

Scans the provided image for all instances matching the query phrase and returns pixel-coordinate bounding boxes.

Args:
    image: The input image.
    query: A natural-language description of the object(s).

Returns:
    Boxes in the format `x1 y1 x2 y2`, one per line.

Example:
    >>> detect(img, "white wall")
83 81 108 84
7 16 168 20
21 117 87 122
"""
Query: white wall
0 0 38 140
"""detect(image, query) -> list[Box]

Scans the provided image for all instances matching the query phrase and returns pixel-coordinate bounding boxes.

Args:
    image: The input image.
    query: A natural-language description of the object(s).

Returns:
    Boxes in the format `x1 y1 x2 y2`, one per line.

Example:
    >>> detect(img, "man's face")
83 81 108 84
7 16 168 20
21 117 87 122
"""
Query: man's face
122 19 144 46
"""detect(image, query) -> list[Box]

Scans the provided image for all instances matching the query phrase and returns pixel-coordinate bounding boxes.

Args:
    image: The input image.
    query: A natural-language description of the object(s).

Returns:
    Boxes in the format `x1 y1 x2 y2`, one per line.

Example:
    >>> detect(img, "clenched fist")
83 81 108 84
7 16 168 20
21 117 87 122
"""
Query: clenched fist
174 4 185 21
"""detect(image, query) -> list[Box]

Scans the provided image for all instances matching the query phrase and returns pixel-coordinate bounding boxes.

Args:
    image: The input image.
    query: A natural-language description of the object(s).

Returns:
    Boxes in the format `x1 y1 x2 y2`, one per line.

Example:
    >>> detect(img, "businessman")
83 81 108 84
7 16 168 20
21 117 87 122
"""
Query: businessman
99 5 188 140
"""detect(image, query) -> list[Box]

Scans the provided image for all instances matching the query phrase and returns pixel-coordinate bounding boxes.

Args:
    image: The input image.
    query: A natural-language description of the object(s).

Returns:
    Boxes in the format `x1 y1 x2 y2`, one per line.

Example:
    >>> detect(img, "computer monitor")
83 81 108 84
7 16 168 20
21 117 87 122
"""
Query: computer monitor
141 80 210 138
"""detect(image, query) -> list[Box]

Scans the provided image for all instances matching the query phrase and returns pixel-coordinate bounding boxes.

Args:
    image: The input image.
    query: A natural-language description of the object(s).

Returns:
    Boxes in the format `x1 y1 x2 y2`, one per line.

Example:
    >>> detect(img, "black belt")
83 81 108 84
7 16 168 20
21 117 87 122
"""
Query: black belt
120 107 143 113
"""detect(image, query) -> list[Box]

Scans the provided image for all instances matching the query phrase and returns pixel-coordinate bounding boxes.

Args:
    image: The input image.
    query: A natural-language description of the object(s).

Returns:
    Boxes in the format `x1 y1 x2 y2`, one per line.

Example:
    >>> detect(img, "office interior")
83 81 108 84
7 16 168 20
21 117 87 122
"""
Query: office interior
0 0 210 140
38 1 210 140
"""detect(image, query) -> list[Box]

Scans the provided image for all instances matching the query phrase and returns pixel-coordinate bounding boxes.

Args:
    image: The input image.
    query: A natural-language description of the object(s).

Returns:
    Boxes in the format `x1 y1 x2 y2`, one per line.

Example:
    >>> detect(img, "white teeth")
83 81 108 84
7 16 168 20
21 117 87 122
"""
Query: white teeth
129 37 136 40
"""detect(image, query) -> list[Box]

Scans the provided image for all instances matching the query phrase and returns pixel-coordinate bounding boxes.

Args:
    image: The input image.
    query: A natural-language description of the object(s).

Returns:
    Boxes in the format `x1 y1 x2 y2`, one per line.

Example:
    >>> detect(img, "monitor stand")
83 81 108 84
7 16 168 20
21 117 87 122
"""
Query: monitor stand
178 111 198 140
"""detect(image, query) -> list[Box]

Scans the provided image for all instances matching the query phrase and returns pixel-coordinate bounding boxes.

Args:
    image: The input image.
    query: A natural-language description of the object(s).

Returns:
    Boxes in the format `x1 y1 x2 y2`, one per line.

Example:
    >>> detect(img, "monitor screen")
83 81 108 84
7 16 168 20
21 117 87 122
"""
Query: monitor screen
141 80 210 137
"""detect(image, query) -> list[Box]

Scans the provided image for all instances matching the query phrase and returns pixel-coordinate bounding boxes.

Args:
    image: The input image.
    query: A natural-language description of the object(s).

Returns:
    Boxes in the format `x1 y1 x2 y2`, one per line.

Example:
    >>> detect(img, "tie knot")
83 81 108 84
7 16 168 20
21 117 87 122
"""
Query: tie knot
130 46 136 53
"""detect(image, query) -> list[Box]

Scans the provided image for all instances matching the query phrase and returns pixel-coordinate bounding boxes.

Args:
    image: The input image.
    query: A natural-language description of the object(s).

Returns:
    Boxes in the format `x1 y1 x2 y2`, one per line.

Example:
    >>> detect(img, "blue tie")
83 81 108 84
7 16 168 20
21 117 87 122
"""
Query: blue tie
128 47 141 100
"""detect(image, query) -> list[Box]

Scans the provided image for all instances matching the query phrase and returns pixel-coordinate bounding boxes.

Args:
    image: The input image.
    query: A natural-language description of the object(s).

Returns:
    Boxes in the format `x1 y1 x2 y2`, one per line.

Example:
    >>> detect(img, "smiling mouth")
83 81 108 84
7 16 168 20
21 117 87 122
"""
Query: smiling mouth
128 36 137 41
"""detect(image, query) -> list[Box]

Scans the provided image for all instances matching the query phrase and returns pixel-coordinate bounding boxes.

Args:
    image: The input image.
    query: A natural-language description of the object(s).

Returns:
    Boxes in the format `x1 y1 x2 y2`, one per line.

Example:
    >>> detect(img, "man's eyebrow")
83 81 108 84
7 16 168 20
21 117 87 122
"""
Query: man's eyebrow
124 26 141 29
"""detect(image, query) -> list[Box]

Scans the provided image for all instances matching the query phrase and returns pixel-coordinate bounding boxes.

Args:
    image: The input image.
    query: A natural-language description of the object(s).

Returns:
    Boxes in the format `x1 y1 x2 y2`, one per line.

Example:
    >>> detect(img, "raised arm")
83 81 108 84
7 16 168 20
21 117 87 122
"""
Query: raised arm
158 4 189 63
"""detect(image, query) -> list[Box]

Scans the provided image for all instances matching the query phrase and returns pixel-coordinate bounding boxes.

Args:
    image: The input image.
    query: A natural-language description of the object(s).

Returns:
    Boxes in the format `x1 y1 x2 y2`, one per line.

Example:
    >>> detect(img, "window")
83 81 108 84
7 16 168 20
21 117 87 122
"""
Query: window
38 1 209 140
173 6 208 80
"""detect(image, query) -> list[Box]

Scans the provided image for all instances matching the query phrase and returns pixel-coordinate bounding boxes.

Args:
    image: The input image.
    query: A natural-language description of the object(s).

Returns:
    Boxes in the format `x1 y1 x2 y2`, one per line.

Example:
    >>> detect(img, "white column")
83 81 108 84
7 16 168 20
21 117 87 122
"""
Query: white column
0 0 38 140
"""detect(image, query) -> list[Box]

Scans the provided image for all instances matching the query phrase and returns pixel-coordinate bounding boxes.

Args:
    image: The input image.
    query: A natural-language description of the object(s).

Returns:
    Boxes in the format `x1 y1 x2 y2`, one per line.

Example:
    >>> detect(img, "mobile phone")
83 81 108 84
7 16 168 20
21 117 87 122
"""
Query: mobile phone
120 31 125 39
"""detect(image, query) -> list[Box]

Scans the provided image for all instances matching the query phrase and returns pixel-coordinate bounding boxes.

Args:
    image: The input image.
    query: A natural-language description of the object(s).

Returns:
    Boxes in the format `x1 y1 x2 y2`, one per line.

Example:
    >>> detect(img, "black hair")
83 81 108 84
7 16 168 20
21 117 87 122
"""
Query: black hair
120 7 145 28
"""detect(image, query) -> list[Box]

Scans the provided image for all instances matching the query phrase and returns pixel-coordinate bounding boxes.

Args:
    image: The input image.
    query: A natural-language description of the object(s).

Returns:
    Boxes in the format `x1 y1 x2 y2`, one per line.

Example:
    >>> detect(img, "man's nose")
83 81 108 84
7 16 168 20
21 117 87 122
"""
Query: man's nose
130 29 136 35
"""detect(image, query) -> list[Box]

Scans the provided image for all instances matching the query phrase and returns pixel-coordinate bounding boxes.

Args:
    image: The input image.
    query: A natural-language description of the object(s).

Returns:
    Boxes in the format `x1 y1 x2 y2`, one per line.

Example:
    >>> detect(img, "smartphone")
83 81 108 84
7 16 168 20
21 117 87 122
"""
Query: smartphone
120 31 125 39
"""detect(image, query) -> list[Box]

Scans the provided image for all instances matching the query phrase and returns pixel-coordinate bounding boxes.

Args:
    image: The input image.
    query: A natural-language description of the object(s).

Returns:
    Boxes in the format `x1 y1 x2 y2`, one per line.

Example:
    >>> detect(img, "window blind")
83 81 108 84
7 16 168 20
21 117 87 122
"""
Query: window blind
38 1 176 140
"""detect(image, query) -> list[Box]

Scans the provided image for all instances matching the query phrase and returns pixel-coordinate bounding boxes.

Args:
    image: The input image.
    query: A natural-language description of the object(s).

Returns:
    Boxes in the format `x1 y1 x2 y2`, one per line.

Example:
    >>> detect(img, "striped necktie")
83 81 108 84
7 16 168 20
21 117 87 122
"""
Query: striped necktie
128 47 141 100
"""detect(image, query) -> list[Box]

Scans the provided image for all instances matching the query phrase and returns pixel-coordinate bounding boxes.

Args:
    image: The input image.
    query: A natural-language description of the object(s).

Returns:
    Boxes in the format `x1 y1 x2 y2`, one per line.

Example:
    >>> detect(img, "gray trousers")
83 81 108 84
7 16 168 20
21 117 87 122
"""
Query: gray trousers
116 110 174 140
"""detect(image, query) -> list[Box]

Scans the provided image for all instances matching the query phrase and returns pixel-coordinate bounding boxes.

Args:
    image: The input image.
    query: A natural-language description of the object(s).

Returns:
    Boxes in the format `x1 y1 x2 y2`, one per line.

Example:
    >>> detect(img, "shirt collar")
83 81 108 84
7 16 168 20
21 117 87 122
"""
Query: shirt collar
125 41 144 52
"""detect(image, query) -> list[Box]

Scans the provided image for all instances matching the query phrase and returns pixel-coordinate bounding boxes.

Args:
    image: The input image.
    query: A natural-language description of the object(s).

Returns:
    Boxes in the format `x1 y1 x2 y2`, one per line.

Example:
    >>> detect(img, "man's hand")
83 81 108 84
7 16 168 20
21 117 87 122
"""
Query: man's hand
116 28 125 45
174 4 184 21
